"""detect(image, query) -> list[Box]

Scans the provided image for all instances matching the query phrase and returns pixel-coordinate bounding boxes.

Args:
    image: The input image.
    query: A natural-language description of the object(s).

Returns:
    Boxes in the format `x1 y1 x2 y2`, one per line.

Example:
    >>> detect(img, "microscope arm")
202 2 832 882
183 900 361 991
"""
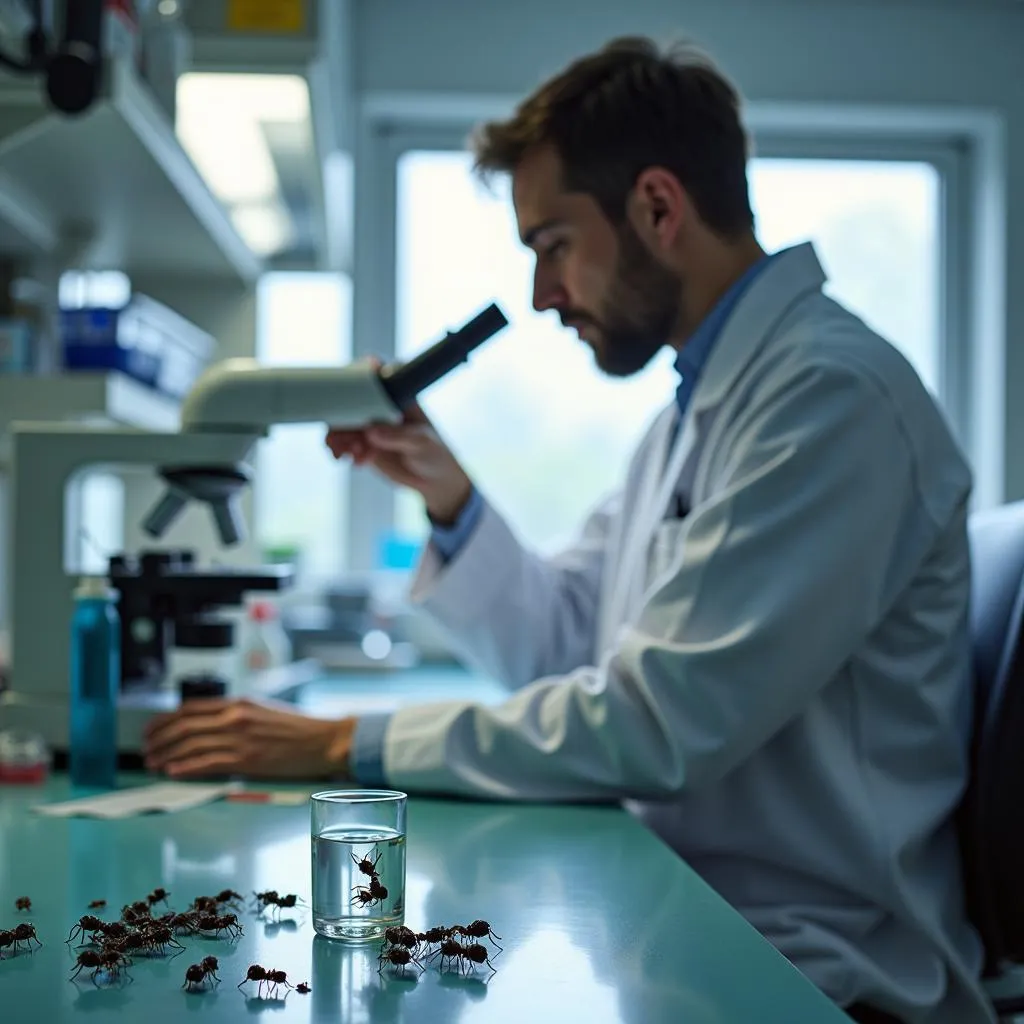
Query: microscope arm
180 358 401 433
179 303 510 434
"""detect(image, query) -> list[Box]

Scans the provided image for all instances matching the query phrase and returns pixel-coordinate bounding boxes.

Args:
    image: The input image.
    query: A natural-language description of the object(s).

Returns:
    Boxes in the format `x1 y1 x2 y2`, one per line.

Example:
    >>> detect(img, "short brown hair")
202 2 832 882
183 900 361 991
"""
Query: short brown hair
471 36 754 239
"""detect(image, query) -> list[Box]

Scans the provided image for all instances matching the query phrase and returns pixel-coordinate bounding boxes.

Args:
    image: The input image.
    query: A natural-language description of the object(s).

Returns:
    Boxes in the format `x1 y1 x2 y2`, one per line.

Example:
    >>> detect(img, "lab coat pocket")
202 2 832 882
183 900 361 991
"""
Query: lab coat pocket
646 517 689 597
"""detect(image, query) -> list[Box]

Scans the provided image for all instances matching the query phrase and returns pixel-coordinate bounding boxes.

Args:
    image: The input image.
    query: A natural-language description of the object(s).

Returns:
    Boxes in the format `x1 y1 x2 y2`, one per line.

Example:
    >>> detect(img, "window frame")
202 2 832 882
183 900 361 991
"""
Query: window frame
347 98 1001 569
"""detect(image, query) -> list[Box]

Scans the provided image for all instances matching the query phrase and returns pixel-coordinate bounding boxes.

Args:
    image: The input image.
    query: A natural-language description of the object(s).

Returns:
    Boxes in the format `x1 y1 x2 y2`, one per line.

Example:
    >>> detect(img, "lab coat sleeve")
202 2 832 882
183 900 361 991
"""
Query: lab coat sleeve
380 361 948 801
406 491 618 690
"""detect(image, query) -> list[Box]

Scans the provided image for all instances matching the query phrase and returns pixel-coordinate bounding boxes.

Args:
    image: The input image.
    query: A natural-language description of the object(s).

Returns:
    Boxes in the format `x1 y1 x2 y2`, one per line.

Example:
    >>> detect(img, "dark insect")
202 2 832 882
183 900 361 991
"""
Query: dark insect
147 888 170 907
296 982 311 994
15 896 31 912
87 899 106 910
418 925 449 945
167 912 200 936
238 964 291 998
215 889 244 908
66 915 105 945
12 923 42 953
351 848 383 879
258 892 306 918
196 913 243 940
70 948 105 982
0 930 13 957
142 923 185 953
378 945 422 976
182 955 221 991
121 903 150 925
96 921 128 941
251 890 279 912
431 937 465 973
350 877 388 909
462 942 497 974
384 925 419 952
456 919 503 952
192 895 218 913
97 949 132 982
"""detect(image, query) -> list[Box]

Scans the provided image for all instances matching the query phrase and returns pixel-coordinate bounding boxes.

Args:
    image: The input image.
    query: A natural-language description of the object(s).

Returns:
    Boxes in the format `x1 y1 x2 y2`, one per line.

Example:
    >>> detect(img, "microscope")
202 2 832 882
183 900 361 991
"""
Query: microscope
0 304 509 755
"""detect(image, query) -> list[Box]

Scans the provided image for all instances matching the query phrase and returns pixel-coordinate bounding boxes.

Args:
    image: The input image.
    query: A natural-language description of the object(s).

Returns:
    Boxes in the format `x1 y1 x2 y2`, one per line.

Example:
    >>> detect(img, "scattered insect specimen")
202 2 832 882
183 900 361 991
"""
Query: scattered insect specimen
14 897 31 912
11 923 42 953
378 945 423 976
454 919 503 952
183 955 221 991
195 913 243 940
70 947 132 984
296 982 311 994
238 964 293 998
66 915 105 945
215 889 244 909
146 888 170 908
87 900 106 910
253 891 305 918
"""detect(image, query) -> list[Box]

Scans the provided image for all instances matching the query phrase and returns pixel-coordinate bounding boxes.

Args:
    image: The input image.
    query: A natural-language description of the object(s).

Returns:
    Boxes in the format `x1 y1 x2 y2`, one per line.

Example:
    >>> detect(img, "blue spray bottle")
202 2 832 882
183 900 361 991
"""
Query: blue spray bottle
69 576 121 789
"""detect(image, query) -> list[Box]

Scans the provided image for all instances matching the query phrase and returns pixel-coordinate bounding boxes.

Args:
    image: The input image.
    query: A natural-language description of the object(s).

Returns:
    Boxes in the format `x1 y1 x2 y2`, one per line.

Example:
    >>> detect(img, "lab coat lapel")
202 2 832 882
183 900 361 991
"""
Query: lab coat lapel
690 243 828 418
601 243 829 651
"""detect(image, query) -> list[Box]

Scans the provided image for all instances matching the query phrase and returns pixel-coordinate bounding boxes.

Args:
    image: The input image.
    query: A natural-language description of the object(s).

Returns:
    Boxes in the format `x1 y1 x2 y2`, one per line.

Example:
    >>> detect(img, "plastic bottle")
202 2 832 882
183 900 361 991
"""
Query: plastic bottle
242 601 291 677
69 576 121 789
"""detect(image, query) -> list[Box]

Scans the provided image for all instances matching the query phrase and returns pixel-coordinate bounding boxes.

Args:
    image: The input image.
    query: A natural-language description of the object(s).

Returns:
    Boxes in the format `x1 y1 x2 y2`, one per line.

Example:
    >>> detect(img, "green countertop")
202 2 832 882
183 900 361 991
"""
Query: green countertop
0 773 850 1024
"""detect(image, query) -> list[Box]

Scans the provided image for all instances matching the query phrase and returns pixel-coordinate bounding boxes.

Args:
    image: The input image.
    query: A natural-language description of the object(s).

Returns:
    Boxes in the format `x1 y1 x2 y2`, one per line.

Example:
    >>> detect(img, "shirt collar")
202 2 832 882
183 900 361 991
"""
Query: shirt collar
673 250 777 409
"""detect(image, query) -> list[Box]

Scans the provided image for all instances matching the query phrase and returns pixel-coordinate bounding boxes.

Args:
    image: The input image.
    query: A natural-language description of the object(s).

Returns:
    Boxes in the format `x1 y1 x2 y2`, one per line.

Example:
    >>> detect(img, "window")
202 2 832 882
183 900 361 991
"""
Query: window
255 273 351 582
393 151 941 555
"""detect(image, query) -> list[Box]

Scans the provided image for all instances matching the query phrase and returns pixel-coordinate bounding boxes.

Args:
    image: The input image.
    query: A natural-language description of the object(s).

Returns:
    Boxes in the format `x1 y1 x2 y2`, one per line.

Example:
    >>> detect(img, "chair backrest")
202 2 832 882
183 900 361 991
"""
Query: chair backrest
962 500 1024 969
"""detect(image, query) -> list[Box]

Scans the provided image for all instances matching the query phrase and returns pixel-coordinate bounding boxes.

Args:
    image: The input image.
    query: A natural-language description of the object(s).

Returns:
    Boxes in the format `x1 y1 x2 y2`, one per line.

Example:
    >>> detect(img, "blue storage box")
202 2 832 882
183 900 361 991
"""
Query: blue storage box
60 293 215 398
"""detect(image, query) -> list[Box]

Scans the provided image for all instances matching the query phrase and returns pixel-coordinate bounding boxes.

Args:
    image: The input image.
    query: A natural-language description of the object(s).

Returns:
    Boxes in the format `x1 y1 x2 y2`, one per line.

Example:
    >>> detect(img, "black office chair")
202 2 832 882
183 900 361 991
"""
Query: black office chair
961 501 1024 1018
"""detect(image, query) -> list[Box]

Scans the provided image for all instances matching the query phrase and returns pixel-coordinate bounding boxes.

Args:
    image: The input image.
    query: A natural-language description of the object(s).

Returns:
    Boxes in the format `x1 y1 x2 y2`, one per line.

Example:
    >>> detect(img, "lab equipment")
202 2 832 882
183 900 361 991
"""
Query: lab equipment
1 303 509 754
0 728 49 784
68 575 119 788
241 601 291 678
311 789 407 943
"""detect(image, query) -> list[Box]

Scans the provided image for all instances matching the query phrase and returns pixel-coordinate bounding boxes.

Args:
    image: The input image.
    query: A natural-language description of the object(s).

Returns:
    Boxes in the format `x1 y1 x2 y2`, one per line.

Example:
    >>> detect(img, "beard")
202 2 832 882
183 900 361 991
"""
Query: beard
562 221 682 378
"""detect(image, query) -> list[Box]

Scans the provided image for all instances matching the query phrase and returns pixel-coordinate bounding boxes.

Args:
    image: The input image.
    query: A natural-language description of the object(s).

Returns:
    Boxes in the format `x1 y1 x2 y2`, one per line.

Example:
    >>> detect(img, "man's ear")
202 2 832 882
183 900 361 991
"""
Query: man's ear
628 167 688 249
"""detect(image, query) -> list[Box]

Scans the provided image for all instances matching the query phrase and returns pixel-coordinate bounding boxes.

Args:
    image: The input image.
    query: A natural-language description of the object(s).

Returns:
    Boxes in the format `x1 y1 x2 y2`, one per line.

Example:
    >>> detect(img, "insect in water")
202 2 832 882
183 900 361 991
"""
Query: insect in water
182 955 220 991
351 848 383 880
87 900 106 910
14 897 31 912
350 876 388 909
238 964 293 998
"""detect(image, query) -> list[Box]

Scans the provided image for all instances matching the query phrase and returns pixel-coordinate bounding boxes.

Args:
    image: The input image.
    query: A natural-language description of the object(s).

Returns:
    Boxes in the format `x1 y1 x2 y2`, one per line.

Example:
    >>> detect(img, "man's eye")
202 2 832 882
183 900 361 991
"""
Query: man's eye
545 240 567 259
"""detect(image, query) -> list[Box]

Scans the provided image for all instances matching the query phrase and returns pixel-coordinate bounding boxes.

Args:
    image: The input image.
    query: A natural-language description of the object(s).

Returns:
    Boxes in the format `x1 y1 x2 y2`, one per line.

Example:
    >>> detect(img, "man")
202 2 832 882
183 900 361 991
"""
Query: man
144 36 993 1024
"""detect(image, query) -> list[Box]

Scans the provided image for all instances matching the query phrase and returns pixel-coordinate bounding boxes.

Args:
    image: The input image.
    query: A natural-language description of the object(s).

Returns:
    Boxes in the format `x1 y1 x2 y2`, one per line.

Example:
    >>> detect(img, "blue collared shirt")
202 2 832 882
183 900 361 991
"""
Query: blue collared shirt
349 250 778 785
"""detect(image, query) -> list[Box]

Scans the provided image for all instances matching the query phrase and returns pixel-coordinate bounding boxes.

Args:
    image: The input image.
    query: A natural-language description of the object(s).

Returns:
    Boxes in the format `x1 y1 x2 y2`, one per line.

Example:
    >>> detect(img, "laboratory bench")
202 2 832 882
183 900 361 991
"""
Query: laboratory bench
0 670 852 1022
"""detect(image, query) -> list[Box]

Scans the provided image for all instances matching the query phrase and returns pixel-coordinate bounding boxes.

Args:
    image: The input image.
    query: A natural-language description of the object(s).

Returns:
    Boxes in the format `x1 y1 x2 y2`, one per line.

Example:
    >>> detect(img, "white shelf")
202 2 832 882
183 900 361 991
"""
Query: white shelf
0 60 262 283
0 371 180 433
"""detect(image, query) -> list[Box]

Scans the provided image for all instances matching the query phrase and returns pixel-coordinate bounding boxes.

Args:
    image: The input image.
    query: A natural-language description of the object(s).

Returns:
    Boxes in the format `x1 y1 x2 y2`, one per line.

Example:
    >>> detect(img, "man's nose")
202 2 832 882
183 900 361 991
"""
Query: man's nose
533 269 567 313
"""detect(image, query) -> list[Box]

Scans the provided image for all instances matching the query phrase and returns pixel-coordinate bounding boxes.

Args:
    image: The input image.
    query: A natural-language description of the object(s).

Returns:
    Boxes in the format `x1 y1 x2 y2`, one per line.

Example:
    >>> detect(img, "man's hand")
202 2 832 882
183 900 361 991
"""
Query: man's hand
326 402 474 525
143 699 357 781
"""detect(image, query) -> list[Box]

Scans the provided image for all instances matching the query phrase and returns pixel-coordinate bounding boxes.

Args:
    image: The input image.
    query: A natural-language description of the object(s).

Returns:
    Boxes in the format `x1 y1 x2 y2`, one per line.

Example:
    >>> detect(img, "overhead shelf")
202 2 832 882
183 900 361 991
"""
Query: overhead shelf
0 371 180 434
0 60 263 283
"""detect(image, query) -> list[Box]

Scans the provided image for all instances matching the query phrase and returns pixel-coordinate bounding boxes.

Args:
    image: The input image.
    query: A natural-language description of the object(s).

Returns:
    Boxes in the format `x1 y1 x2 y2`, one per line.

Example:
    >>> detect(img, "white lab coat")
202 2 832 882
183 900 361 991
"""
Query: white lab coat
386 243 994 1023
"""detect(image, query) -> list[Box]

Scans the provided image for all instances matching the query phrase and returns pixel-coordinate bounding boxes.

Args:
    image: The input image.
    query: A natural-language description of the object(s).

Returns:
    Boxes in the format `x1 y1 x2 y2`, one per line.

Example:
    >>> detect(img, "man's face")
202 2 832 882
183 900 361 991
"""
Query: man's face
512 145 682 377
